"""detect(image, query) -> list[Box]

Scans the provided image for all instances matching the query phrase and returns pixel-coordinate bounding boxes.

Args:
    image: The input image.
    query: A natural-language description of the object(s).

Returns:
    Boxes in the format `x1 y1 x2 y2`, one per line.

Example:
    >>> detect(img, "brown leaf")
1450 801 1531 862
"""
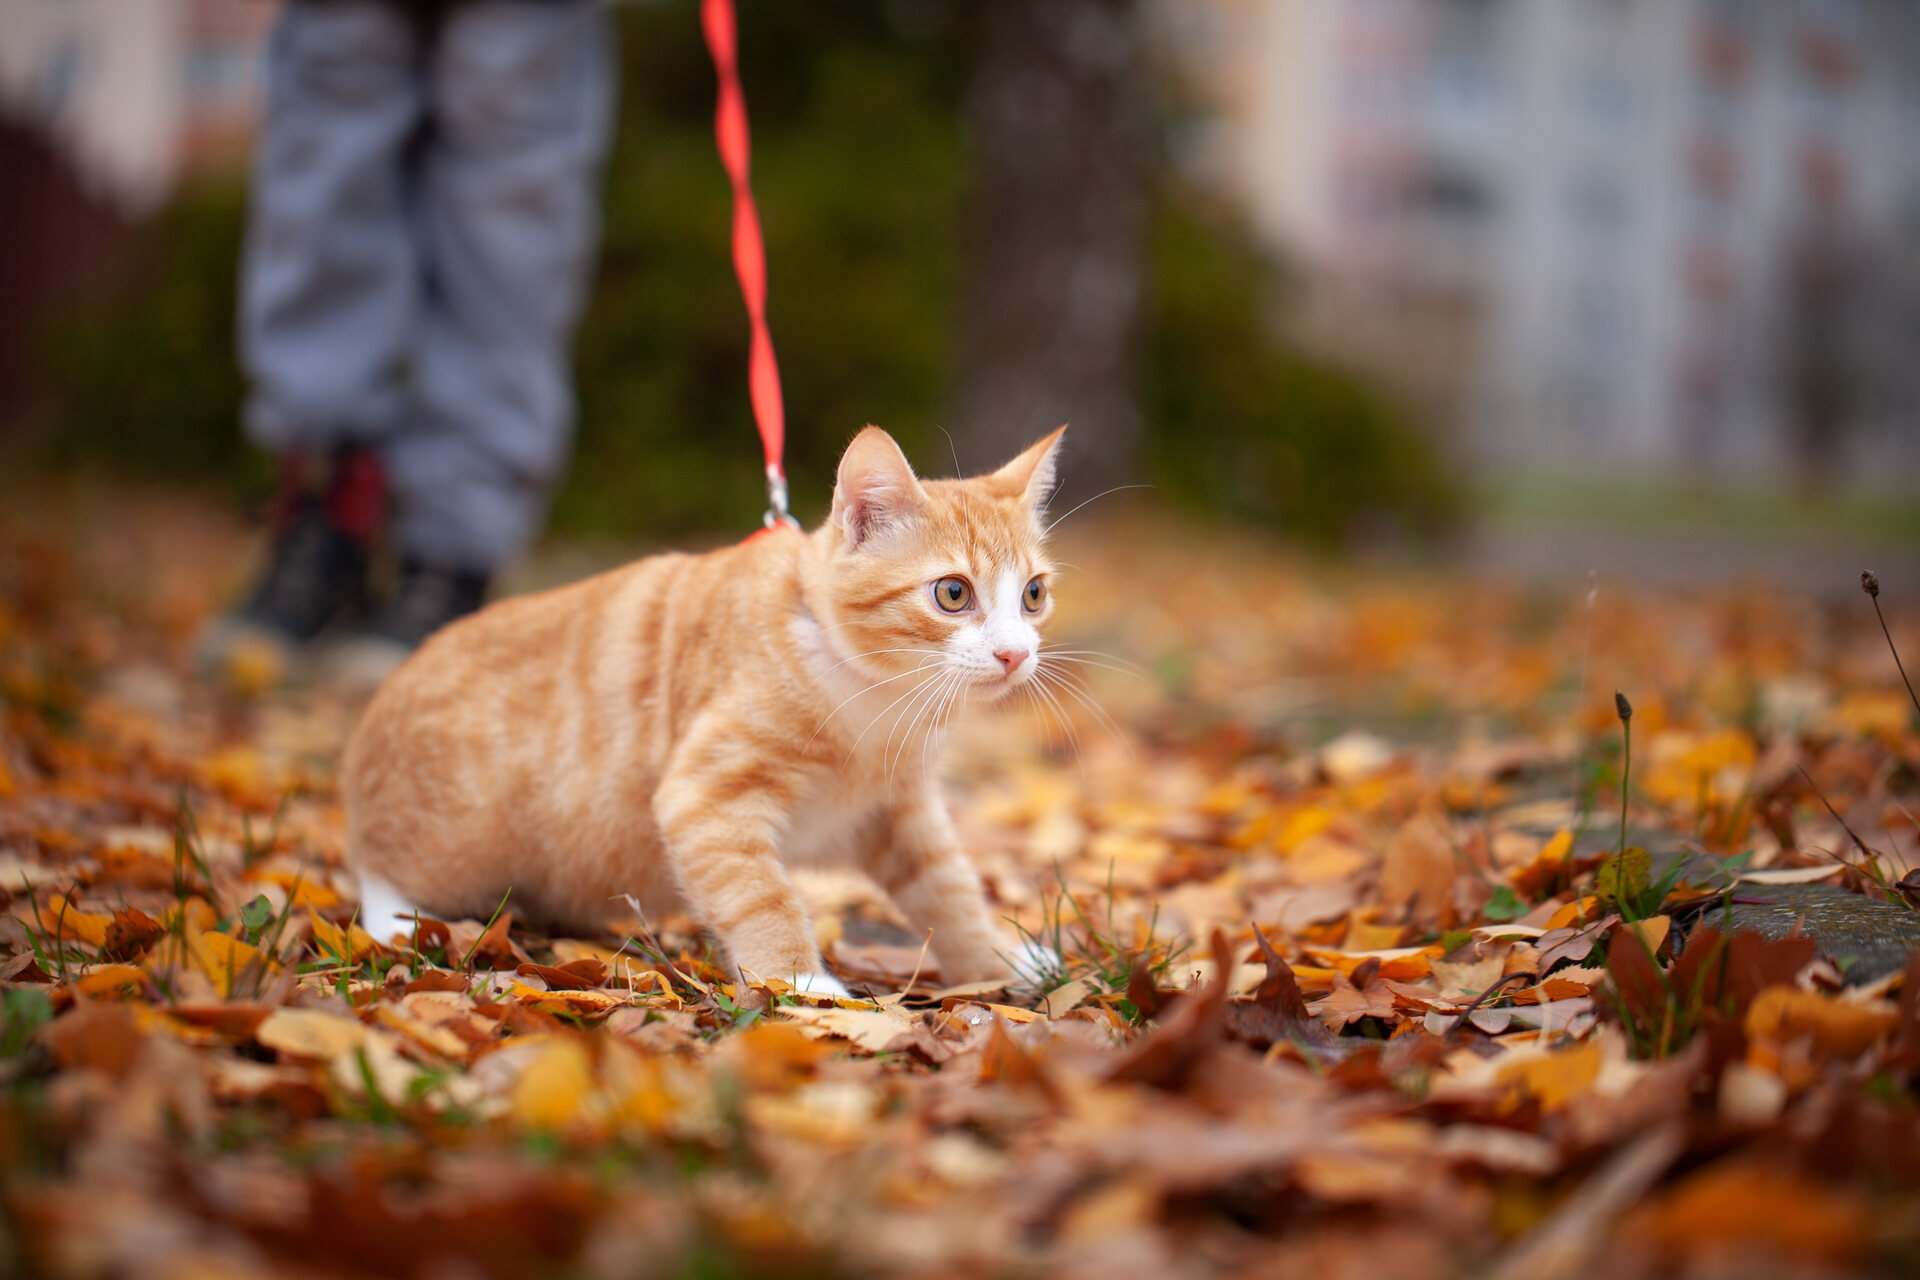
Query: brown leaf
41 999 144 1078
1672 927 1817 1019
979 1017 1056 1094
1380 812 1457 927
1107 928 1232 1090
0 951 51 983
1126 958 1172 1020
448 910 525 970
1225 922 1338 1052
405 969 472 995
100 906 164 962
516 960 607 991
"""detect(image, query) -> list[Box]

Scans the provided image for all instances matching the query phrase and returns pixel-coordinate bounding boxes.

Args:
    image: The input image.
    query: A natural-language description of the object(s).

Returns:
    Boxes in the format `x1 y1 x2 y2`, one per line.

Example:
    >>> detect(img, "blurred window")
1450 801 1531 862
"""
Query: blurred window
1568 172 1628 235
33 41 85 121
1572 65 1635 132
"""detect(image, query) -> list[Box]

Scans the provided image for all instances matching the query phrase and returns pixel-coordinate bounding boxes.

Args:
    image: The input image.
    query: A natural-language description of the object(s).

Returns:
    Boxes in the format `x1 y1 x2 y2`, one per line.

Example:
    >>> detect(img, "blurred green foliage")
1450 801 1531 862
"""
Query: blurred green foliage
36 180 265 491
1144 195 1458 545
31 0 1455 545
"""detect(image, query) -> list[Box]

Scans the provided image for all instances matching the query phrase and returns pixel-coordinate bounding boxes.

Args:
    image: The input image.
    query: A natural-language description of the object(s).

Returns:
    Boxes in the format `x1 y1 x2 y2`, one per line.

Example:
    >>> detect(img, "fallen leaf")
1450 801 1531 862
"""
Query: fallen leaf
1625 1161 1865 1266
777 1004 915 1053
256 1007 367 1061
1745 986 1896 1060
1498 1040 1603 1112
1380 813 1456 925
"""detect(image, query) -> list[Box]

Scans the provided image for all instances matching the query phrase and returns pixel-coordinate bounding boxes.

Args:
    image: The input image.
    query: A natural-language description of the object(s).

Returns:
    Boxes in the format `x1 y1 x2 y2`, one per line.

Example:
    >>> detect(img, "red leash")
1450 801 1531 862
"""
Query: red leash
701 0 799 534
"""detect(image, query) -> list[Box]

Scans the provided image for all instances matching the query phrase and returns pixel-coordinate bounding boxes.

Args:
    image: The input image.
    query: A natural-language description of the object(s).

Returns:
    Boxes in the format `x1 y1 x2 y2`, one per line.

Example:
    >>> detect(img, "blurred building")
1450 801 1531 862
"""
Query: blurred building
0 0 271 211
1163 0 1920 489
0 0 271 425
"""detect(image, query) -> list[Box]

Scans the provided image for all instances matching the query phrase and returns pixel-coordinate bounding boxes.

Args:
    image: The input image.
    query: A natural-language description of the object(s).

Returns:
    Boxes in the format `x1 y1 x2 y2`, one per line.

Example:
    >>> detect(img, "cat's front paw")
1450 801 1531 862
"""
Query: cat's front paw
789 971 851 999
1007 939 1064 992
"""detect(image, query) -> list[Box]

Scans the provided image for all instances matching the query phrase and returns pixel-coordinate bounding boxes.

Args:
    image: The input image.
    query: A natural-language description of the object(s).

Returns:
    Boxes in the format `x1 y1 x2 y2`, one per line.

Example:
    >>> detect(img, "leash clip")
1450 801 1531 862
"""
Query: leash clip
763 463 800 530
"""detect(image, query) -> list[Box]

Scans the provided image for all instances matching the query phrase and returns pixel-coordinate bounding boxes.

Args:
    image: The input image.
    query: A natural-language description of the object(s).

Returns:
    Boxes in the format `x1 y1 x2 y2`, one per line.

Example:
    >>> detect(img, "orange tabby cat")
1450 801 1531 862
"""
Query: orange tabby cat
343 426 1065 995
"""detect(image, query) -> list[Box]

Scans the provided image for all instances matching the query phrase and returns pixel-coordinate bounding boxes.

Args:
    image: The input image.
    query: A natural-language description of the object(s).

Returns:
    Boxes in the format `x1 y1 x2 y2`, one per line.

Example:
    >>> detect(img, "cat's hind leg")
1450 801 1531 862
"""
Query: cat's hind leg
357 871 426 944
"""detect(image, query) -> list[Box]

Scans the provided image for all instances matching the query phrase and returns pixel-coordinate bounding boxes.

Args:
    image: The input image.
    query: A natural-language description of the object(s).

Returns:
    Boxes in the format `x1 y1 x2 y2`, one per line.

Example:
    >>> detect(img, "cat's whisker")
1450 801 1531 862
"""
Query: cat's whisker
1038 647 1145 679
806 657 946 749
888 665 969 784
888 669 957 787
1043 483 1153 535
807 645 946 687
845 666 948 762
1025 676 1083 764
882 667 949 779
1034 663 1131 753
918 678 958 783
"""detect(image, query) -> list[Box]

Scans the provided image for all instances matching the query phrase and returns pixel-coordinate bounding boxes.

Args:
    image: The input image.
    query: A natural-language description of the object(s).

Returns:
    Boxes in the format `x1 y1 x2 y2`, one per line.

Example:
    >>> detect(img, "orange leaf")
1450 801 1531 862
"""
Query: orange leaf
1745 987 1897 1060
1497 1040 1602 1112
1627 1162 1864 1265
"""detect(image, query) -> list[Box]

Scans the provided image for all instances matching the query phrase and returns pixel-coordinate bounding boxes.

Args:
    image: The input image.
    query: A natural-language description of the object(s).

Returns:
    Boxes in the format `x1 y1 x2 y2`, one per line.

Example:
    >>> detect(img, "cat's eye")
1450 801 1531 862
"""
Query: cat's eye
1023 577 1047 613
932 577 973 613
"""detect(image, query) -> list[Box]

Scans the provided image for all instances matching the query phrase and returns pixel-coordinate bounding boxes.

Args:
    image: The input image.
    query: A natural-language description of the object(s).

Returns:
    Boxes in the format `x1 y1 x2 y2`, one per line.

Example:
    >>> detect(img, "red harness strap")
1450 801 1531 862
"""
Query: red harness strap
701 0 798 536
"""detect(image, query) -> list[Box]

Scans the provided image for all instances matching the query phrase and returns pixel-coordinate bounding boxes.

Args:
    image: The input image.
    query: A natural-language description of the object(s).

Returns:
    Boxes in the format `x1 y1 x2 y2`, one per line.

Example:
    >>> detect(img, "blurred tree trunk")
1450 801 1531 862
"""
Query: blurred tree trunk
951 0 1152 500
1782 218 1857 496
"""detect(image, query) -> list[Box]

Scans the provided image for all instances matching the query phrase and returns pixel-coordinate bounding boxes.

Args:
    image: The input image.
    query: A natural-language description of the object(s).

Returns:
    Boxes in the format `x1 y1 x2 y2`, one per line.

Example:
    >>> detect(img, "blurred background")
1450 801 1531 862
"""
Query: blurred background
2 0 1916 588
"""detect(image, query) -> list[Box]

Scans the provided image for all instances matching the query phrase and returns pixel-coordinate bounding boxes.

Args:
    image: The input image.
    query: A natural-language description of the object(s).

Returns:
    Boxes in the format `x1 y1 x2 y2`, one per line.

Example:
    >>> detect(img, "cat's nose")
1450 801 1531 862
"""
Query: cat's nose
993 648 1030 675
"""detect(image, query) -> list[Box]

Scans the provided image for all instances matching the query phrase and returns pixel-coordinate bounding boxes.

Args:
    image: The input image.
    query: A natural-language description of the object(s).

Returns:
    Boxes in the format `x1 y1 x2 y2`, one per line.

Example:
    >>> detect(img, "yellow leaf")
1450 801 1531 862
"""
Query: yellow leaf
1512 828 1573 898
22 894 113 948
1301 945 1439 983
257 1007 368 1060
777 1004 915 1051
191 929 274 994
1345 914 1406 952
197 745 264 799
1040 978 1094 1019
1621 916 1671 956
73 964 149 997
251 871 338 910
309 910 382 963
1275 805 1337 854
370 1002 469 1060
1498 1040 1602 1112
1545 897 1599 929
743 1081 878 1145
512 1037 598 1132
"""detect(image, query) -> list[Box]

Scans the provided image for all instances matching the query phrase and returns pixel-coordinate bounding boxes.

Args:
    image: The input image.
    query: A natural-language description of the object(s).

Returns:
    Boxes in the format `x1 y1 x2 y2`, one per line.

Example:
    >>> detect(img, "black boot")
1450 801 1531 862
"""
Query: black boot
365 558 490 650
327 558 490 689
197 467 374 684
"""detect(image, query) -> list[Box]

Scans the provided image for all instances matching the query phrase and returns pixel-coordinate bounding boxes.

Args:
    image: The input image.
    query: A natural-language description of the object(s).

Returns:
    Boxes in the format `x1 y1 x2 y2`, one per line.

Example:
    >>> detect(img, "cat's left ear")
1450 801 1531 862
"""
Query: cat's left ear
990 425 1067 517
832 426 928 551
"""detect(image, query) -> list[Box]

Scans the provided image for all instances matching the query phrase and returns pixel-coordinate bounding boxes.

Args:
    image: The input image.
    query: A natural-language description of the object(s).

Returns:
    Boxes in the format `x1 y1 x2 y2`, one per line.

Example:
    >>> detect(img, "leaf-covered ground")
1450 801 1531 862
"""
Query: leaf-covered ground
4 485 1920 1279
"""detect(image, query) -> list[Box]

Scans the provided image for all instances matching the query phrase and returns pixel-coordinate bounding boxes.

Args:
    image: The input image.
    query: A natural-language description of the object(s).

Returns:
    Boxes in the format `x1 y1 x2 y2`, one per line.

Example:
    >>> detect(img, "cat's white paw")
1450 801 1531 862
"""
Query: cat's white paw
1008 939 1063 990
788 971 851 999
356 872 425 943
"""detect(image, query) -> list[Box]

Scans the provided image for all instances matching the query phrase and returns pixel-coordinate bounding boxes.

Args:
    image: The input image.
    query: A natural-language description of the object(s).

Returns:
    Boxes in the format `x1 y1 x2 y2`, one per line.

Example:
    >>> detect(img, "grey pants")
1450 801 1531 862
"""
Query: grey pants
240 0 614 572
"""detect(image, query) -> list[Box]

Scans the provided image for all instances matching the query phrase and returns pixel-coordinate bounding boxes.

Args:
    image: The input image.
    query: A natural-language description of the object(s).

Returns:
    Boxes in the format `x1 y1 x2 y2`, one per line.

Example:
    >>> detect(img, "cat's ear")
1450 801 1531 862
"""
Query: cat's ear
831 426 927 550
989 425 1067 516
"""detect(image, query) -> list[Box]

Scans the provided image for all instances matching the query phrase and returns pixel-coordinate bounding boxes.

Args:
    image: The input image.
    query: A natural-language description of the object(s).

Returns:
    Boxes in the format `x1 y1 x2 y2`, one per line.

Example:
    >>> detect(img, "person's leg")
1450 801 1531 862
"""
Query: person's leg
207 0 426 667
241 0 425 457
383 0 615 583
